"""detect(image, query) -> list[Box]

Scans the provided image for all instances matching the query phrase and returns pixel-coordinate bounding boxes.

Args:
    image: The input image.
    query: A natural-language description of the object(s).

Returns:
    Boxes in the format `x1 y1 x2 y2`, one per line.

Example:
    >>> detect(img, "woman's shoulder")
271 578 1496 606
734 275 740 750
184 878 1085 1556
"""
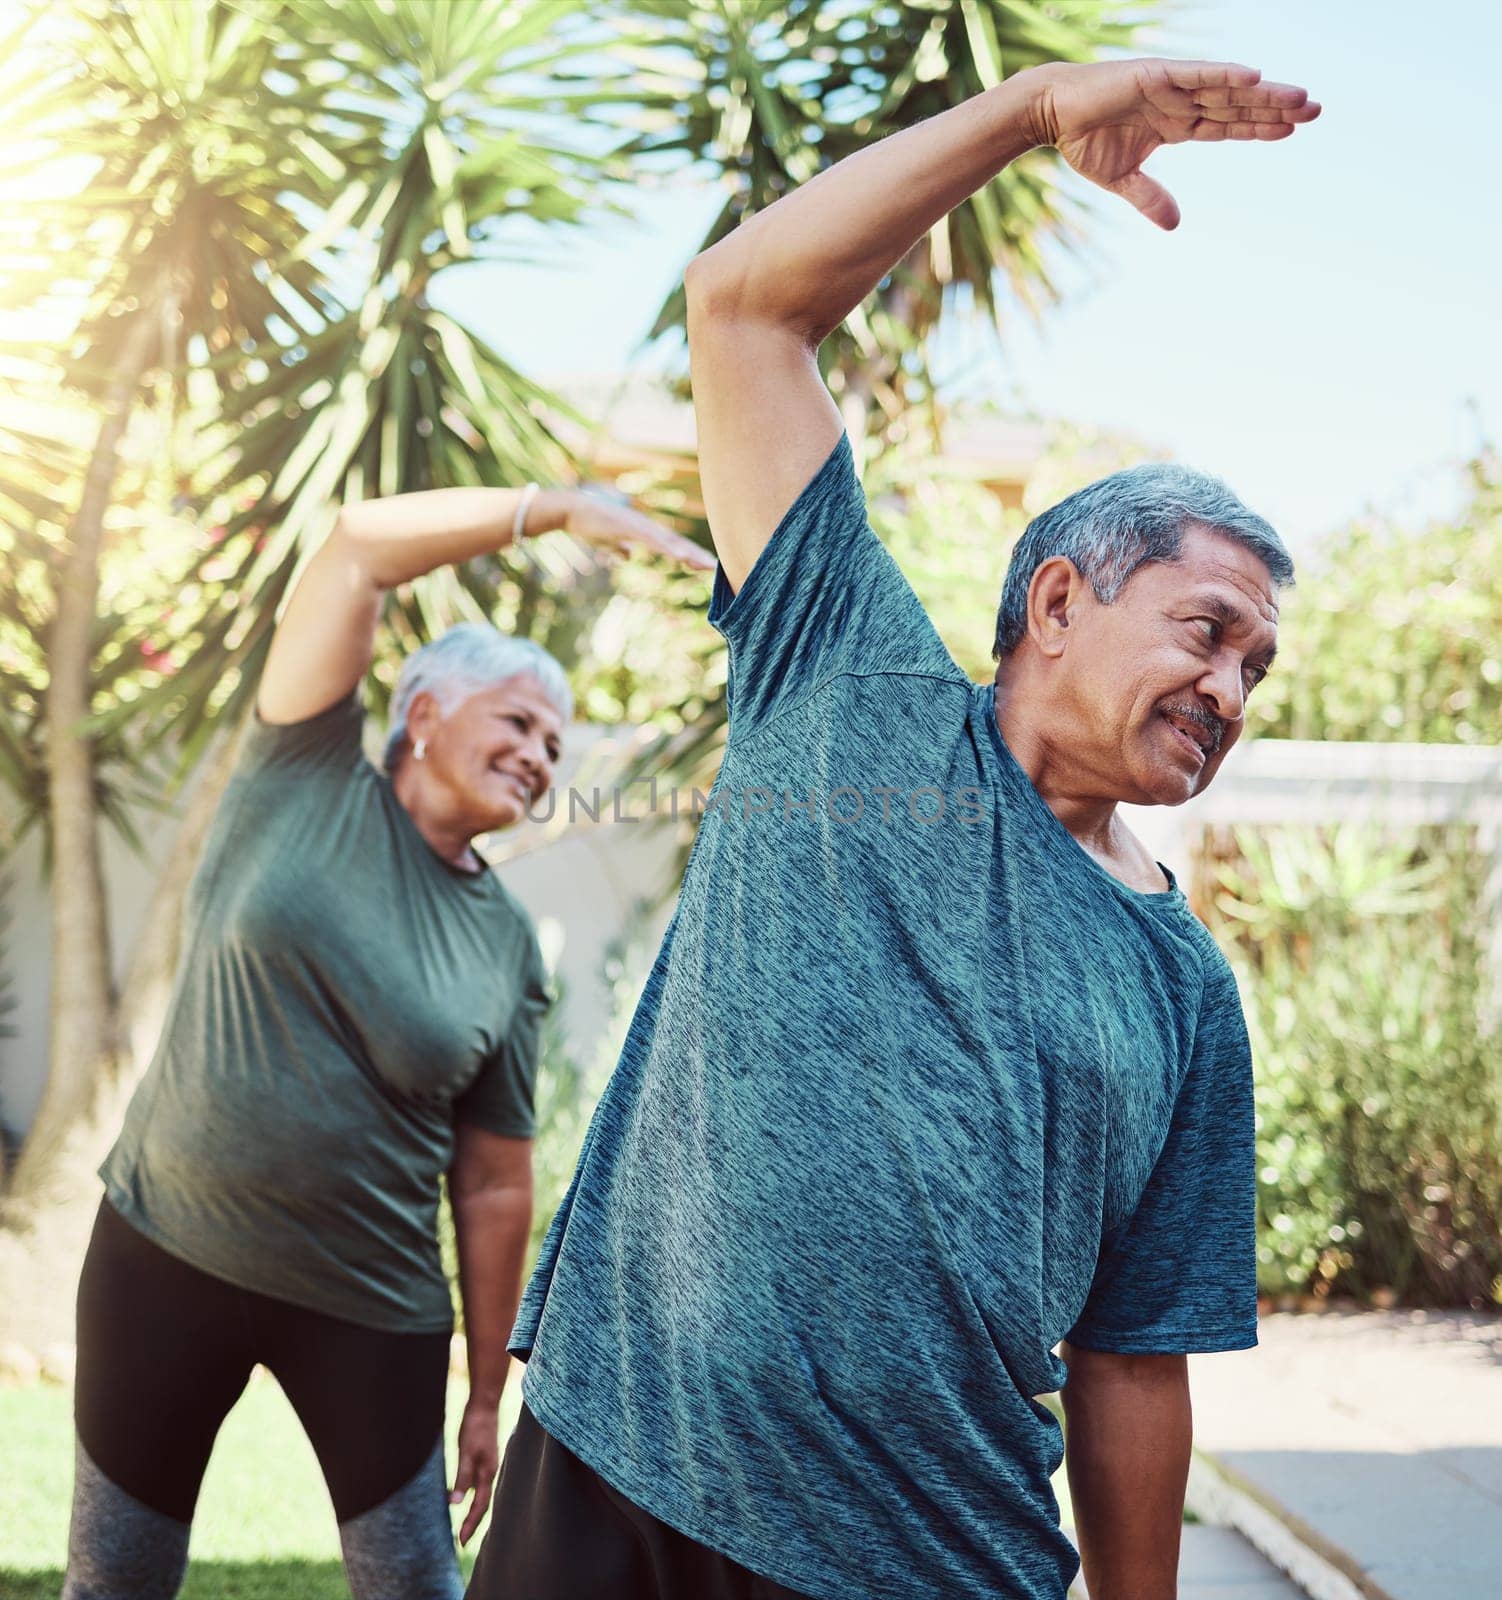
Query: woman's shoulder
233 689 369 784
485 875 540 945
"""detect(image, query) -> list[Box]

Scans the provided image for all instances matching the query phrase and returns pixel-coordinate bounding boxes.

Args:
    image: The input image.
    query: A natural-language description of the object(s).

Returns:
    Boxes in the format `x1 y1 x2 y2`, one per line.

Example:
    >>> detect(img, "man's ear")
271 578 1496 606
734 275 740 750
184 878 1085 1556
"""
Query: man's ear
1026 557 1084 660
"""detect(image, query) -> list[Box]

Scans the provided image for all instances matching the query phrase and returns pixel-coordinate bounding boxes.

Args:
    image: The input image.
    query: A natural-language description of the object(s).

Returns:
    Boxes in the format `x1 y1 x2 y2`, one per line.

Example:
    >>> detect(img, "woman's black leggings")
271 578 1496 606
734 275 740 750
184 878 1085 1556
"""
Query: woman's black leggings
67 1197 461 1600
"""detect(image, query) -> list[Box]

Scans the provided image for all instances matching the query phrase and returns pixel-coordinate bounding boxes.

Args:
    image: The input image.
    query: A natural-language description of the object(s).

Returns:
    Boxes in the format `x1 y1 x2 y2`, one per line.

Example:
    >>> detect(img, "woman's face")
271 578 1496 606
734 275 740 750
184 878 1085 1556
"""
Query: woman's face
408 674 563 833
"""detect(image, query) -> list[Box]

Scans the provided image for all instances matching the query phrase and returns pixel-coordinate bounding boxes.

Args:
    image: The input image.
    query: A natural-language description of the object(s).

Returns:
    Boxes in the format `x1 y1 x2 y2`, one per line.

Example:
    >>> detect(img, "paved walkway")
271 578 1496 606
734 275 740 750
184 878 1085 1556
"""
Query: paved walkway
1068 1525 1308 1599
1184 1307 1502 1600
1176 1526 1310 1598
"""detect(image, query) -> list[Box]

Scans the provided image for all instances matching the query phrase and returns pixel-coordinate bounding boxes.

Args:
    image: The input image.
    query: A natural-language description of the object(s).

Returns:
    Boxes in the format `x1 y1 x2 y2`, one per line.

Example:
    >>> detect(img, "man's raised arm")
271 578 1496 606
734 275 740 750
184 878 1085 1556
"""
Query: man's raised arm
683 58 1318 593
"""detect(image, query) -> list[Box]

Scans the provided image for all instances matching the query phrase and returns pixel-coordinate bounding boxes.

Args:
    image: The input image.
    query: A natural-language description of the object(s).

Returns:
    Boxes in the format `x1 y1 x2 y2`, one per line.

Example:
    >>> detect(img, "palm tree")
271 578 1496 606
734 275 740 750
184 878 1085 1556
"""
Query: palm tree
599 0 1157 845
0 0 626 1344
615 0 1155 461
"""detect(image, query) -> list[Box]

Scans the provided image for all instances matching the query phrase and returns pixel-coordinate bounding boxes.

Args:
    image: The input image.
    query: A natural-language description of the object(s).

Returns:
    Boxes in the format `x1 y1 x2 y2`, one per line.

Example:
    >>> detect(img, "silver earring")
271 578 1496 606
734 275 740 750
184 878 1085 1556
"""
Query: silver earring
414 738 427 762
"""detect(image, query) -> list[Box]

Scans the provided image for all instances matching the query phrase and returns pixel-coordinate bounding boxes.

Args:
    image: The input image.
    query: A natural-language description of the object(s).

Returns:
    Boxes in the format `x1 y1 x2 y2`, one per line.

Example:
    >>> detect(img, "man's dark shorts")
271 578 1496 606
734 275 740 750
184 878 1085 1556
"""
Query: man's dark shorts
467 1402 813 1600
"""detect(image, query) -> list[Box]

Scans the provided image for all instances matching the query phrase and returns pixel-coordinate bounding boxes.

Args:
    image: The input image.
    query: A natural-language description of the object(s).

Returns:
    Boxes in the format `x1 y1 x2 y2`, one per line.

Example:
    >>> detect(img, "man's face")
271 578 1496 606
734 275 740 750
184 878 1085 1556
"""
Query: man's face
1065 524 1280 806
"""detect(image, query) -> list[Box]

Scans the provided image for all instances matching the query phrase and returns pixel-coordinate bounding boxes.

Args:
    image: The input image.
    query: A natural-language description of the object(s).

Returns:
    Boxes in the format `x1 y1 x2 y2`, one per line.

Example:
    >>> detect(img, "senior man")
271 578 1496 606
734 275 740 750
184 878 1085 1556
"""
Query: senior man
469 54 1319 1600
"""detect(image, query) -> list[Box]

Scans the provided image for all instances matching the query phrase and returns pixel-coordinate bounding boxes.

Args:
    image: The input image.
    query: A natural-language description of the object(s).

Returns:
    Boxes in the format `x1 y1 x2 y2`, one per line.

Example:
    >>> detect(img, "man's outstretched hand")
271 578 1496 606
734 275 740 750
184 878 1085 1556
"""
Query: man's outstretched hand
1029 59 1321 230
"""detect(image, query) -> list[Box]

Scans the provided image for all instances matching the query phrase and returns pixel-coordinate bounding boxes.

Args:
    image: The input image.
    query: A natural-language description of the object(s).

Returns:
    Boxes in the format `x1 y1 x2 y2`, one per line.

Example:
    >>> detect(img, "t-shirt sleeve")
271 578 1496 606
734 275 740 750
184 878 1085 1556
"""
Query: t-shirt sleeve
705 432 958 743
234 688 368 781
452 931 550 1139
1064 947 1259 1355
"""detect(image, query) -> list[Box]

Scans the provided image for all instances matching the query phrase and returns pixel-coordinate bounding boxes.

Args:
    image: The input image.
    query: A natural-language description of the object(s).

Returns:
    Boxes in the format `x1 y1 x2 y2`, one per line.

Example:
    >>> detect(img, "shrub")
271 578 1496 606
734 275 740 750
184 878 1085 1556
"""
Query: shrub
1248 448 1502 746
1205 822 1502 1307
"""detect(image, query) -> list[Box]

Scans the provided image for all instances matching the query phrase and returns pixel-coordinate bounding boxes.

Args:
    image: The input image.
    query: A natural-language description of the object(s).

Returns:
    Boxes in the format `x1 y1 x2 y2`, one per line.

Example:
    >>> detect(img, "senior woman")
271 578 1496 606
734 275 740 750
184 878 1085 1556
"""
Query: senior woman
63 479 711 1600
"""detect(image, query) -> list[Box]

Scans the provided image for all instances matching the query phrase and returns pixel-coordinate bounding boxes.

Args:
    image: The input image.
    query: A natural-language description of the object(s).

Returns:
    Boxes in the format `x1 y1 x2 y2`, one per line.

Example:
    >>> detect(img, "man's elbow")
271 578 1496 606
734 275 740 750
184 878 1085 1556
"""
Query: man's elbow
1061 1342 1189 1391
684 240 755 324
685 237 812 341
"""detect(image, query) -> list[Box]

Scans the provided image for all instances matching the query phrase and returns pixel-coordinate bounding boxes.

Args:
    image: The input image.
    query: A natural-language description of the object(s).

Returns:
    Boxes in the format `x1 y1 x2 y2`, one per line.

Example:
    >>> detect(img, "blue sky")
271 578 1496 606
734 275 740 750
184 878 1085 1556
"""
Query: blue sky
437 0 1502 552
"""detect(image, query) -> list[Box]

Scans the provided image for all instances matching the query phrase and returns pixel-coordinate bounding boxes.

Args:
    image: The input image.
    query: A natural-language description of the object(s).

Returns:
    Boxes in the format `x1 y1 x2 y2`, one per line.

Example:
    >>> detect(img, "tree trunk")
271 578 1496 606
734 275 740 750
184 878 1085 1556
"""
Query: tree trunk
9 310 167 1201
0 714 246 1349
0 281 178 1348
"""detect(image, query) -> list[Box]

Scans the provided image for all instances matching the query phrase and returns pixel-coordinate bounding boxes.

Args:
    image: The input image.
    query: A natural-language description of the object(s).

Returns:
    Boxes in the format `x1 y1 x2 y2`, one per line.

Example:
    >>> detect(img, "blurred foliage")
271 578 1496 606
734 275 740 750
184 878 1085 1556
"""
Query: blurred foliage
1248 447 1502 746
1205 822 1502 1308
867 438 1027 679
614 0 1155 449
0 0 632 847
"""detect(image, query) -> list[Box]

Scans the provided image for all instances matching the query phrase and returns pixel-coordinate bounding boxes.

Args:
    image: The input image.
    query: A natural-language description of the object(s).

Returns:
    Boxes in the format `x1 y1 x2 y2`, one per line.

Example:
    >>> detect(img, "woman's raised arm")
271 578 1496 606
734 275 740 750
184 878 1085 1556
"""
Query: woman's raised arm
257 483 710 726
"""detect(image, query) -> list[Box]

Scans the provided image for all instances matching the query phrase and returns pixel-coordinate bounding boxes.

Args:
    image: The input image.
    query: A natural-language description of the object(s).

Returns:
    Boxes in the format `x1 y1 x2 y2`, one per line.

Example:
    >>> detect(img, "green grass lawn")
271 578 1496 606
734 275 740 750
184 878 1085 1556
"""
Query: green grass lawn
0 1375 519 1599
1 1377 1078 1597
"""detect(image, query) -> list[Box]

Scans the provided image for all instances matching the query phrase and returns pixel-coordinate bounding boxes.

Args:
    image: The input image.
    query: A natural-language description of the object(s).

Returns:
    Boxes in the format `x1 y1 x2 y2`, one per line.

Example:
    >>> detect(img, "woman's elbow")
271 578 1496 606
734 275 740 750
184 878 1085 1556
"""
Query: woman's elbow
324 513 384 585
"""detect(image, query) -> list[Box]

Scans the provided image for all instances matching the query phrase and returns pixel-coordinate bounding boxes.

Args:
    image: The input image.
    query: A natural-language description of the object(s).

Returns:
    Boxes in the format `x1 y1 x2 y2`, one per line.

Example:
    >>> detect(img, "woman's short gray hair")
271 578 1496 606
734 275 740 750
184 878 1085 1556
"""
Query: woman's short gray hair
382 623 573 772
992 462 1295 660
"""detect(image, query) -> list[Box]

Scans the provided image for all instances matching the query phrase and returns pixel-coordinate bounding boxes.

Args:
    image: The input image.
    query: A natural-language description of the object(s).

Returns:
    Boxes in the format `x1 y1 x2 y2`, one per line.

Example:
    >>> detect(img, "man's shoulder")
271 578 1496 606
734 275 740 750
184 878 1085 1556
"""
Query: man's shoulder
759 658 972 737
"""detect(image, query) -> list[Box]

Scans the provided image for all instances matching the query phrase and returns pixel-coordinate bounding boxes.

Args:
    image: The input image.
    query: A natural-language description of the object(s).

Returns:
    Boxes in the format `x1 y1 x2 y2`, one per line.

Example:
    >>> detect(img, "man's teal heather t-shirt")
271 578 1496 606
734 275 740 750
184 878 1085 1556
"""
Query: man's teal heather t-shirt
511 435 1257 1600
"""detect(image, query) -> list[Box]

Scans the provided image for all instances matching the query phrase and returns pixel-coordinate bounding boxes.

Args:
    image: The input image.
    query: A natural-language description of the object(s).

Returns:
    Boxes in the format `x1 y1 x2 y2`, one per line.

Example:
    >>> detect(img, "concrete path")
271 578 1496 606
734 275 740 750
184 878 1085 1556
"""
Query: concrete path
1184 1307 1502 1600
1177 1526 1311 1598
1069 1525 1308 1599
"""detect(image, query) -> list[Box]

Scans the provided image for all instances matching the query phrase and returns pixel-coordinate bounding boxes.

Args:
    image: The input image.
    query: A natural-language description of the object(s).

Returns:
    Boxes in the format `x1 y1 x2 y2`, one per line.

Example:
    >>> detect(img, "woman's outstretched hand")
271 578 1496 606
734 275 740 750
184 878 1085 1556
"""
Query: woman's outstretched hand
562 490 717 571
1030 59 1321 230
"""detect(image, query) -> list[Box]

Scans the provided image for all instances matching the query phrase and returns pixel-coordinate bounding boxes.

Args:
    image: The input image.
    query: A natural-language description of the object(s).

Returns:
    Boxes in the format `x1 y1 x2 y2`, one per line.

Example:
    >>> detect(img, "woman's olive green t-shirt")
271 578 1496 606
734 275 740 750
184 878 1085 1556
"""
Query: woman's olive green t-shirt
101 691 548 1333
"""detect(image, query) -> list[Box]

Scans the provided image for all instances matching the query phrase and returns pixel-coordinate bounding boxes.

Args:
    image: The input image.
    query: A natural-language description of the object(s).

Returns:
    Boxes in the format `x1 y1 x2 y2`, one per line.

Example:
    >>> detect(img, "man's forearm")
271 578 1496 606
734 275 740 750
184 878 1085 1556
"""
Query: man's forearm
686 66 1055 343
1060 1347 1192 1600
452 1186 532 1406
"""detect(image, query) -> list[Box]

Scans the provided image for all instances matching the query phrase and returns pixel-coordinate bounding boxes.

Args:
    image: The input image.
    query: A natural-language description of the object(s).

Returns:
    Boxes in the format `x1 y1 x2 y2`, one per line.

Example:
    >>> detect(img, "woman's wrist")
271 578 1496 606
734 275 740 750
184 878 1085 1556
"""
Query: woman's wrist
518 486 575 541
465 1368 508 1408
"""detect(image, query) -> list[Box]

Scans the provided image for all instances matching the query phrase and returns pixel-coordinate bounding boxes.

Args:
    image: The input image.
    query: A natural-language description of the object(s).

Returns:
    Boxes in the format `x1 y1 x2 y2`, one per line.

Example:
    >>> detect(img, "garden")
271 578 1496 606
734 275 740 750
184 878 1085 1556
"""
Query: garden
1 0 1498 1592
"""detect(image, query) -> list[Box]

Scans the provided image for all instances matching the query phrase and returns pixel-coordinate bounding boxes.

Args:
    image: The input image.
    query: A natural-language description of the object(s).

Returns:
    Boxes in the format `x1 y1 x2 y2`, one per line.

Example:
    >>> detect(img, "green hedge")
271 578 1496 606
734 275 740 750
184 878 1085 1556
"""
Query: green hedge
1248 449 1501 746
1205 822 1501 1308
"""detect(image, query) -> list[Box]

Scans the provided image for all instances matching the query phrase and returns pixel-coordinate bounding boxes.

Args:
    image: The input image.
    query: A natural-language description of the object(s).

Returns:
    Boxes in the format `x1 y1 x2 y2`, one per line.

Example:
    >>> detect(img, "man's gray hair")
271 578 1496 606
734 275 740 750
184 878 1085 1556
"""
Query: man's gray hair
382 622 573 772
991 463 1294 659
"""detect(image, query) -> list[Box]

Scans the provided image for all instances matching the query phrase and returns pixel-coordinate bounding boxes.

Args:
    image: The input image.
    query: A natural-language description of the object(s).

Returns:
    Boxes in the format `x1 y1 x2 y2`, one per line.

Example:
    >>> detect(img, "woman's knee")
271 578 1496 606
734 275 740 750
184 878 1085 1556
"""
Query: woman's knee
339 1437 463 1600
63 1437 191 1600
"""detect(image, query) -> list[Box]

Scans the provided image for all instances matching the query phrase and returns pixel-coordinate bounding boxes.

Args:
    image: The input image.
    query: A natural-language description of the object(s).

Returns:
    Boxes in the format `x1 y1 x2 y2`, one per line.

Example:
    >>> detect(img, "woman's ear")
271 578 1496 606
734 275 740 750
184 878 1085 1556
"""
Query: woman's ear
404 690 442 749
